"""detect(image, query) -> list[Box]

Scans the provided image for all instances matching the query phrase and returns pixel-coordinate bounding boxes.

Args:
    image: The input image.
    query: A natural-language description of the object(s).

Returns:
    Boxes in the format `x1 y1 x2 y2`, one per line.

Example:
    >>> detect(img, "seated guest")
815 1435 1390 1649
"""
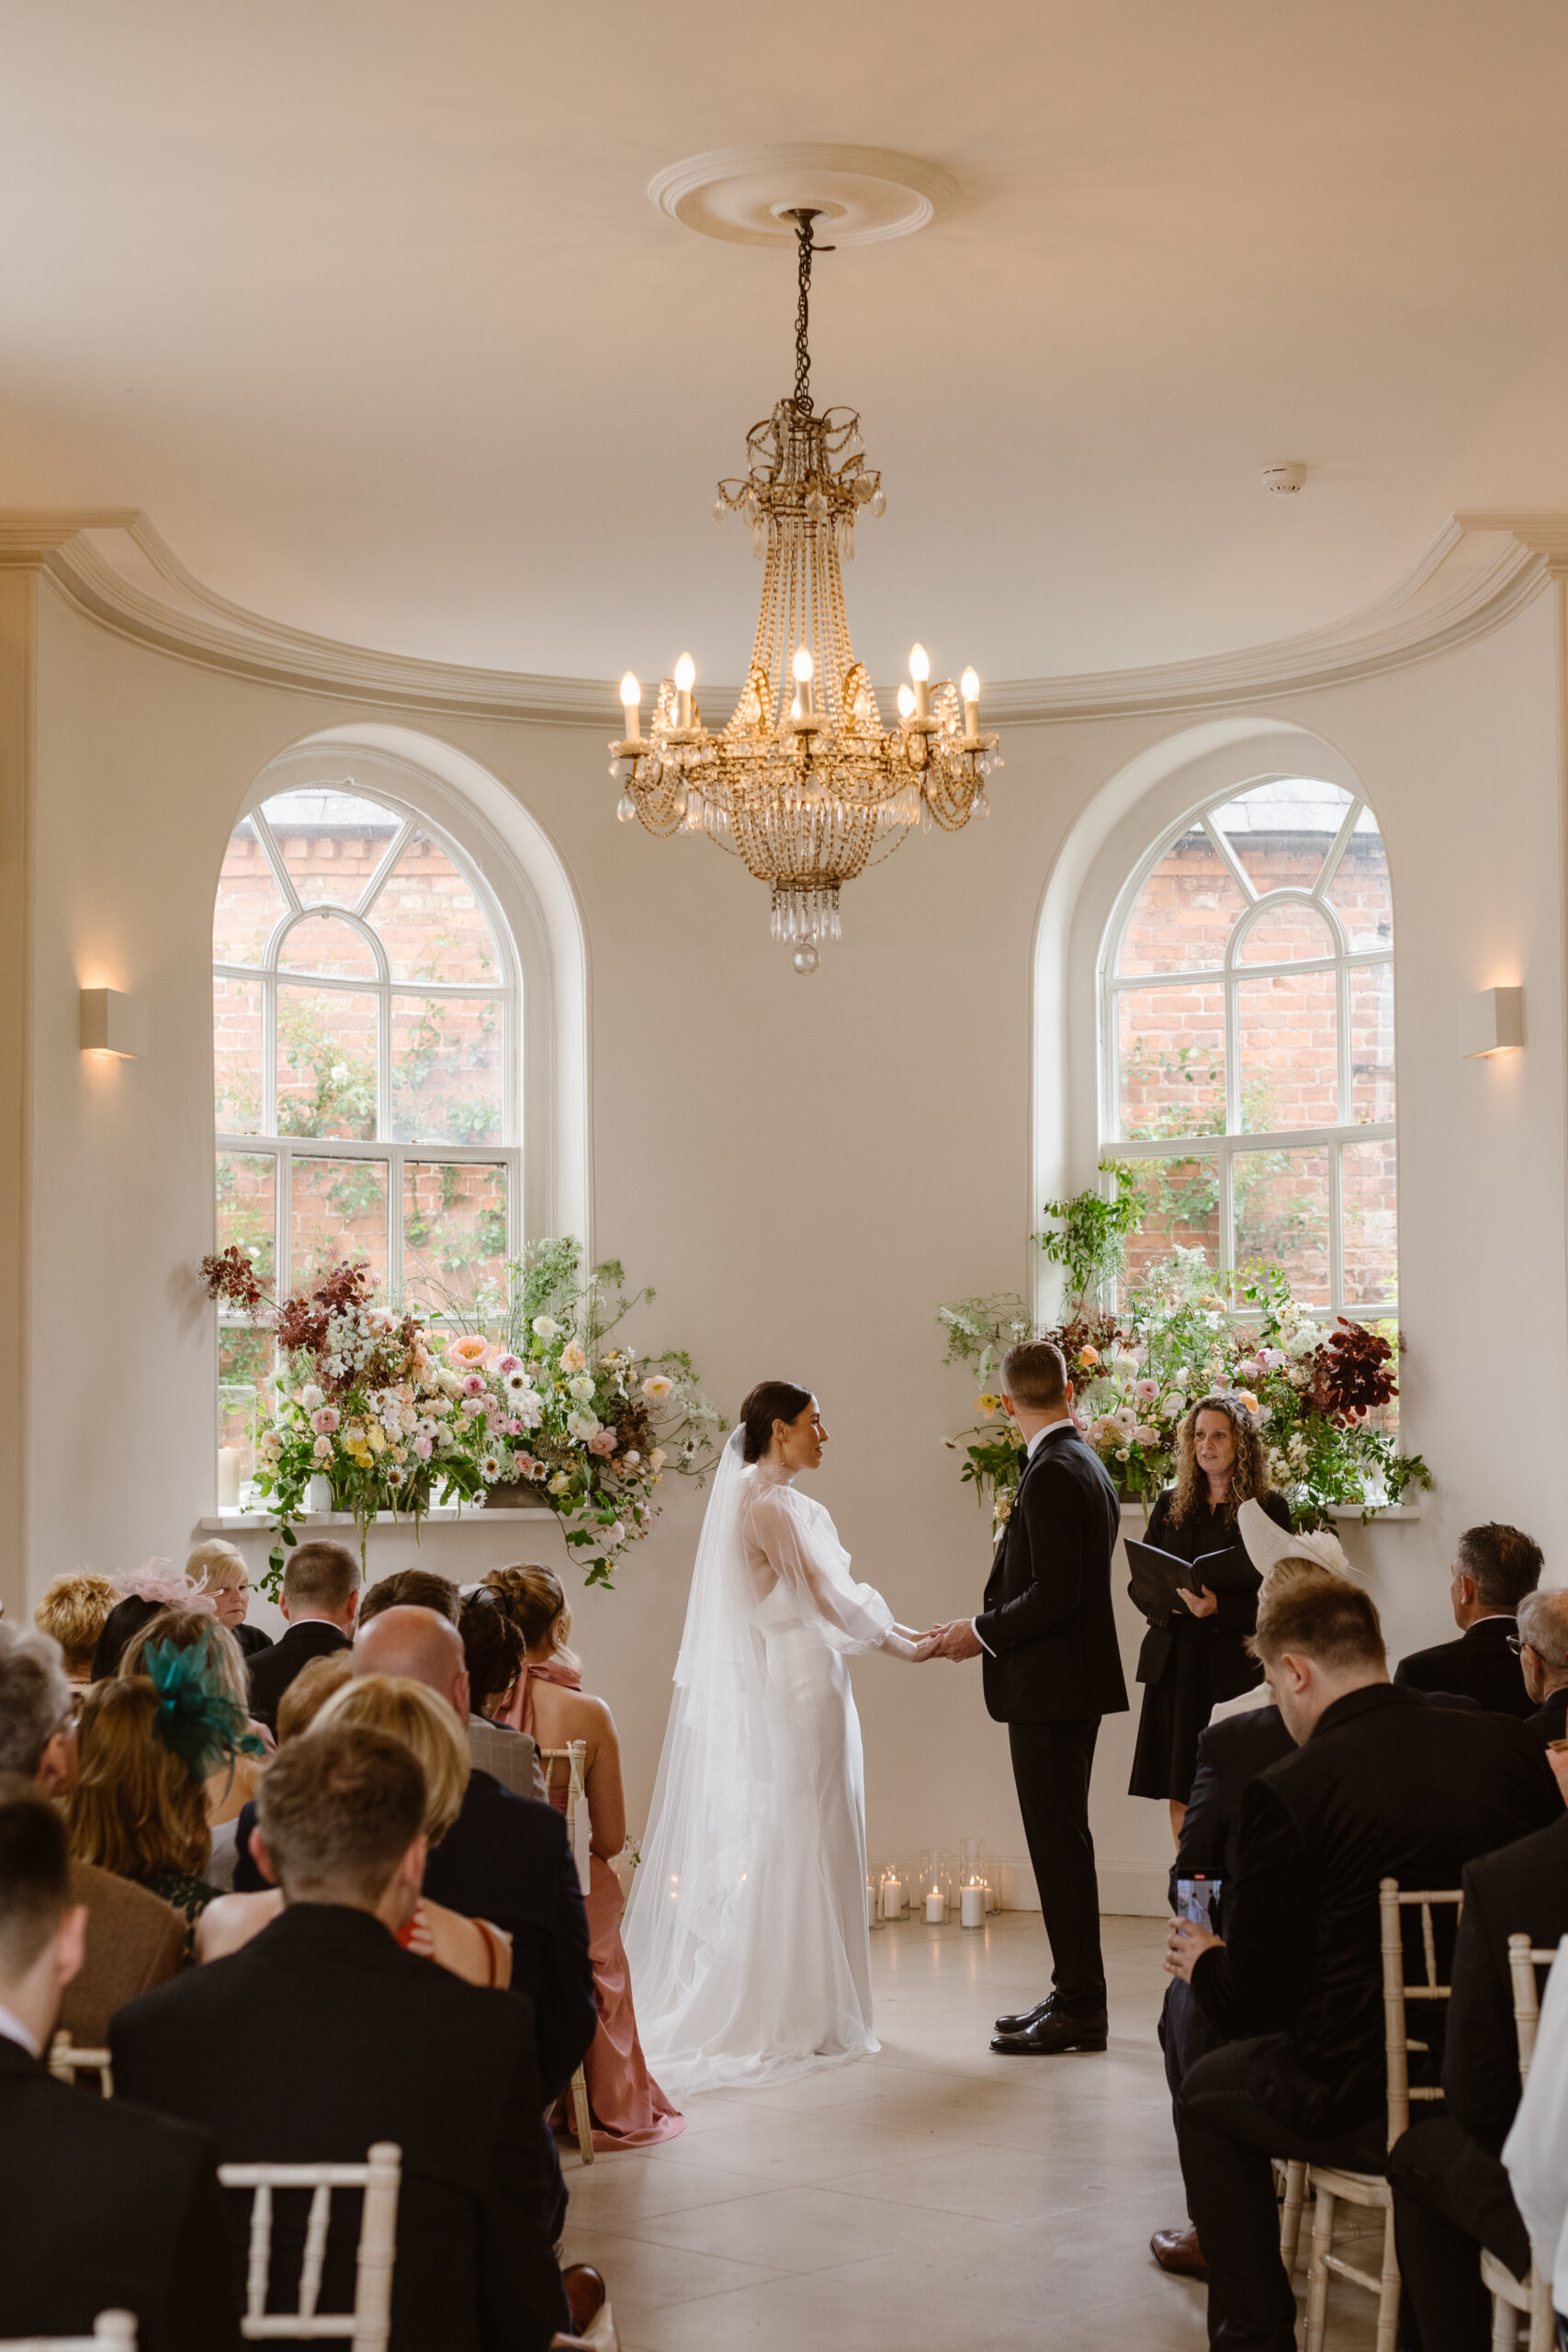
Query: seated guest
186 1539 272 1659
1168 1569 1561 2352
503 1566 682 2150
67 1644 258 1938
1395 1522 1543 1716
200 1674 513 1990
112 1724 569 2352
359 1566 459 1627
0 1792 239 2350
1503 1928 1568 2331
1389 1803 1568 2352
34 1570 118 1684
91 1559 209 1680
245 1540 359 1733
276 1648 352 1742
121 1607 269 1837
1516 1588 1568 1748
346 1606 594 2106
0 1625 184 2040
461 1585 549 1801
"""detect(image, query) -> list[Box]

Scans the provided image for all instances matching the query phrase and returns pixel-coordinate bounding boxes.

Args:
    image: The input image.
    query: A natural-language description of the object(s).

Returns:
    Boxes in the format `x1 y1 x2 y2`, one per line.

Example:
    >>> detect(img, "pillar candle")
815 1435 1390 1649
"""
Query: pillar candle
925 1892 944 1924
961 1883 986 1928
217 1447 241 1509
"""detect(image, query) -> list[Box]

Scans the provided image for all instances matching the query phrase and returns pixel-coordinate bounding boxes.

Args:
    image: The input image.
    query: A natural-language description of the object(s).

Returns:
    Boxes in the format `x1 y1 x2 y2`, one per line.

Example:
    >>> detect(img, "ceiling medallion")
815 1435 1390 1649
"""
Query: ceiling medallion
609 196 998 974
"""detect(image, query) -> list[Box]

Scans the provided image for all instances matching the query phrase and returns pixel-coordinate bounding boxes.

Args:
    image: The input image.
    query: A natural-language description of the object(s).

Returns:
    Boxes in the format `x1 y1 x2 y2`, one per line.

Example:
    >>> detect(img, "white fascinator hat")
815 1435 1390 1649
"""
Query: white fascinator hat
1237 1497 1361 1580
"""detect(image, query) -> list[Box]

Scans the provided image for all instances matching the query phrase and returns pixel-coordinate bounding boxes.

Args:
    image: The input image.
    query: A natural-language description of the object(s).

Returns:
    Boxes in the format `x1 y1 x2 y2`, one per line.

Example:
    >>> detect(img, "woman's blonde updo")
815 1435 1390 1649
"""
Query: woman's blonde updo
1168 1393 1270 1528
482 1566 577 1667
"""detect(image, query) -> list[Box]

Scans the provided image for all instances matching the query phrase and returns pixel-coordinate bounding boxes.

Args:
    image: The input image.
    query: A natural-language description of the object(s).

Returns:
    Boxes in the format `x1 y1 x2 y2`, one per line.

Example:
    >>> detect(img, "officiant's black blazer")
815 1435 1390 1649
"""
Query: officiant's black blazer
111 1903 567 2352
976 1425 1128 1724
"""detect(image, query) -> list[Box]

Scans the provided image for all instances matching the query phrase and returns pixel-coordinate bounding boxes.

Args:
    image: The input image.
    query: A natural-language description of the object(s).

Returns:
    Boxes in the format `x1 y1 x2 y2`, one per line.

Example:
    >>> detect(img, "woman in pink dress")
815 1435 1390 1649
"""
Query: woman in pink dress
487 1565 684 2152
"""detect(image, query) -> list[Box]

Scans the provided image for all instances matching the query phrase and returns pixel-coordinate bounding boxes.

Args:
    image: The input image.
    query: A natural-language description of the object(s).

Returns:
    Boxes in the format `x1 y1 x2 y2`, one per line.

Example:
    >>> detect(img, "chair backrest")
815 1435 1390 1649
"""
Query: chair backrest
538 1739 592 1895
47 2030 114 2098
0 2314 137 2349
1379 1878 1465 2146
1506 1933 1562 2082
216 2141 400 2348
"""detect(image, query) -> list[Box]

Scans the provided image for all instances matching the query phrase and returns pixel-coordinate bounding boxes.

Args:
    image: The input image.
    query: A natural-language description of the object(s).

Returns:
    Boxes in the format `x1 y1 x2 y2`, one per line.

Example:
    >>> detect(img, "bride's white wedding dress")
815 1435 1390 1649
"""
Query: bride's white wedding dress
622 1429 922 2093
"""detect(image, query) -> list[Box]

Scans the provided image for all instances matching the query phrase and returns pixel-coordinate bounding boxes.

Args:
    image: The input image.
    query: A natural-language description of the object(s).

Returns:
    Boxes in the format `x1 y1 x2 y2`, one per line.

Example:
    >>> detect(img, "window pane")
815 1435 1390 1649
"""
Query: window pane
216 1150 276 1283
402 1162 509 1317
276 987 378 1140
214 975 264 1134
1117 827 1247 977
1237 970 1337 1131
262 788 400 909
370 832 500 985
1116 983 1225 1139
1122 1157 1221 1293
1233 1145 1331 1302
391 997 503 1145
214 817 288 966
290 1156 389 1288
1211 778 1353 897
1235 899 1337 965
277 911 378 978
1325 810 1393 950
1349 962 1395 1124
218 1373 266 1478
1342 1138 1397 1306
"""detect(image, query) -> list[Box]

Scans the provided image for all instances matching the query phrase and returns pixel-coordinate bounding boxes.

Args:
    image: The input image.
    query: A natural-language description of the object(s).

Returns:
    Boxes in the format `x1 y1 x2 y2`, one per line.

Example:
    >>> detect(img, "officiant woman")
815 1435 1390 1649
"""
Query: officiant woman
1127 1395 1291 1840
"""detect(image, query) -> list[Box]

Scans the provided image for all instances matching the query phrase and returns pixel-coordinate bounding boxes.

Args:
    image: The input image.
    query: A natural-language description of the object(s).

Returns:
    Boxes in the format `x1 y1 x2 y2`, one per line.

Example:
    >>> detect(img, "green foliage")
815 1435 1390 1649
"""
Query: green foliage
1038 1161 1145 1310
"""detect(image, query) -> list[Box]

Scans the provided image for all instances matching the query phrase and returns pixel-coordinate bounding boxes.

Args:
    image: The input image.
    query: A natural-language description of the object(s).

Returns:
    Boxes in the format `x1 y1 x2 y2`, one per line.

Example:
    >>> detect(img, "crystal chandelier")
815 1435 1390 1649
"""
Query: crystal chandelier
609 210 1000 974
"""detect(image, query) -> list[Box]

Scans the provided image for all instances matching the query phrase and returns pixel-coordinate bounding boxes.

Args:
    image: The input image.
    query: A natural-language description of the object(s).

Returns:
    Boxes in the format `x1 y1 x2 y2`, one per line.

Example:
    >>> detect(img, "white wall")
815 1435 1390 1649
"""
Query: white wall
14 573 1564 1912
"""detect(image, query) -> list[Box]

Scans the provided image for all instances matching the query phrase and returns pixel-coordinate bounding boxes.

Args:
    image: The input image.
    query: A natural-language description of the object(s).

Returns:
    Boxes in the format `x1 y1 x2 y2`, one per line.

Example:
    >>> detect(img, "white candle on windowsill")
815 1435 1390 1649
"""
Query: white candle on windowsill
925 1891 944 1925
961 1882 987 1928
217 1448 241 1510
881 1873 904 1921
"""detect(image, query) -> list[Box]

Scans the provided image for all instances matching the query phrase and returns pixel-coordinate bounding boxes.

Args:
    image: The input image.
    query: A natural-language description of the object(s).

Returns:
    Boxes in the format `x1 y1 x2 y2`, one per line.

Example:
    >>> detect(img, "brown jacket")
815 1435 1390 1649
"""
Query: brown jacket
59 1861 186 2045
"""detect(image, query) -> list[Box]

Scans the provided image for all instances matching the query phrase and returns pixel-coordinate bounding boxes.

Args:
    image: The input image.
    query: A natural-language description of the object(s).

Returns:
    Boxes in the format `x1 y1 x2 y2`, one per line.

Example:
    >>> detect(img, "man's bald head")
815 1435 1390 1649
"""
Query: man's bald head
352 1606 468 1722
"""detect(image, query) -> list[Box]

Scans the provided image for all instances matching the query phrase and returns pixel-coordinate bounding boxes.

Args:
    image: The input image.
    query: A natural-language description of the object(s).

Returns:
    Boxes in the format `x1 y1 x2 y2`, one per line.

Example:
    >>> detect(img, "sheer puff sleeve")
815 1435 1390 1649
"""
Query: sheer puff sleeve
741 1481 908 1656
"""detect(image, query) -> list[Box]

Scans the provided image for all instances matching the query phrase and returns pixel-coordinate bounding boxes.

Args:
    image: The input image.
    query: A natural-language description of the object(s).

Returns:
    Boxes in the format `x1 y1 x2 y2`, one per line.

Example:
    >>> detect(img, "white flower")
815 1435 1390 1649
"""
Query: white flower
567 1411 600 1442
569 1374 596 1403
642 1374 675 1403
1115 1446 1131 1461
623 1449 640 1467
513 1394 543 1430
502 1368 533 1396
480 1453 503 1483
649 1447 667 1472
548 1471 571 1495
300 1384 324 1412
559 1340 588 1375
312 1435 333 1463
605 1521 626 1545
532 1316 560 1340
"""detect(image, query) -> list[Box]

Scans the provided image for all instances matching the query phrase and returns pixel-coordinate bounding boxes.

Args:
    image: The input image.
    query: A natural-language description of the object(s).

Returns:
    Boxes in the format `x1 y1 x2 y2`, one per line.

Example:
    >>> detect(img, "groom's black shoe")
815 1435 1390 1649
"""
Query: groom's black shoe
990 1998 1108 2055
993 1996 1055 2035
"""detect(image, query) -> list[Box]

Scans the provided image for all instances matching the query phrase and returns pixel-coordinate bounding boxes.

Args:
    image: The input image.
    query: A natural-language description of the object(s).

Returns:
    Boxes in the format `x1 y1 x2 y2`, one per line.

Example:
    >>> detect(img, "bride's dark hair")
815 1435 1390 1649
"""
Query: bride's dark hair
739 1381 814 1464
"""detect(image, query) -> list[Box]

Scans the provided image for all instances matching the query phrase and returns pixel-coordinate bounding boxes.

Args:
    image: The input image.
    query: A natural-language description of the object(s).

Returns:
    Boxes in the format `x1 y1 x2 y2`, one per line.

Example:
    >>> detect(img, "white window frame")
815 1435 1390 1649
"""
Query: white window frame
1099 782 1395 1319
214 783 523 1312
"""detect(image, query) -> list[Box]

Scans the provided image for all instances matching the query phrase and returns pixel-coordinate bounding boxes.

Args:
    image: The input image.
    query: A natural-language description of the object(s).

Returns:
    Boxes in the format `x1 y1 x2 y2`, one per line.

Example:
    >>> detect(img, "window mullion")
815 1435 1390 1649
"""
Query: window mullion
1328 1139 1345 1319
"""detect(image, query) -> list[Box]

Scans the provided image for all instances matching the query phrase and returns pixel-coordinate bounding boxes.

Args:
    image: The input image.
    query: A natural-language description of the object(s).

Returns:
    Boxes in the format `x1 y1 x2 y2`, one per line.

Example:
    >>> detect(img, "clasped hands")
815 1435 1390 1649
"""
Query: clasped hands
917 1619 984 1662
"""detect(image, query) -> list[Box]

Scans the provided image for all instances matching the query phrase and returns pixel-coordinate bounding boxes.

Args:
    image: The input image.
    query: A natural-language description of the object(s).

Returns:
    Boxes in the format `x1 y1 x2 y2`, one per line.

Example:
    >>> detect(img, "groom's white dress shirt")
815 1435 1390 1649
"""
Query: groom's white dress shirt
972 1417 1078 1654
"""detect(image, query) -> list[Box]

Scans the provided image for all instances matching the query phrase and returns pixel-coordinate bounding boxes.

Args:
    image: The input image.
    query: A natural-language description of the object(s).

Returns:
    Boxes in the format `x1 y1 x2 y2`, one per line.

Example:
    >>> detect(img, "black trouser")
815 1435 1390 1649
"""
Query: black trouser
1177 2038 1385 2351
1007 1714 1104 2009
1387 2118 1529 2352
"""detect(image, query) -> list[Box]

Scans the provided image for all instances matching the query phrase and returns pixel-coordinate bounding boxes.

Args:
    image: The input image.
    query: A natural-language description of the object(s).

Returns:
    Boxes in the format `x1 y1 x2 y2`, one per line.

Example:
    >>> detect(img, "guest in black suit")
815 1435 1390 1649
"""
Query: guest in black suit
930 1340 1128 2052
1387 1808 1568 2352
350 1605 595 2103
245 1540 360 1733
1394 1521 1541 1717
0 1792 239 2351
1167 1569 1560 2352
1513 1588 1568 1747
113 1724 567 2352
186 1541 273 1661
1128 1394 1292 1841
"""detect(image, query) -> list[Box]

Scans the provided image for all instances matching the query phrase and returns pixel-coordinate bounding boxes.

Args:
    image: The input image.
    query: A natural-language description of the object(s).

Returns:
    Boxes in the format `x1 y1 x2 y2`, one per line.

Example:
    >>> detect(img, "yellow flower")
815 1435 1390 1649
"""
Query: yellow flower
367 1425 387 1454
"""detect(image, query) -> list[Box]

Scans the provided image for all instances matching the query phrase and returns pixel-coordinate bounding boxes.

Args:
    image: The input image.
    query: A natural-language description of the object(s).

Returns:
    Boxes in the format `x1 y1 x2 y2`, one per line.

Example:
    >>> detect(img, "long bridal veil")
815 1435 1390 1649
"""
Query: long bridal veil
621 1429 767 2039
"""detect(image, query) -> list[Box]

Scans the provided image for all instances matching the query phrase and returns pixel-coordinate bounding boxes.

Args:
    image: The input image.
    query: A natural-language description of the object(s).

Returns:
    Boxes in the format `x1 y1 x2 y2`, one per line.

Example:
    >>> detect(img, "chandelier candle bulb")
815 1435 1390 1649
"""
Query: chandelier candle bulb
908 643 931 722
960 667 980 741
673 652 695 731
896 683 917 723
791 643 818 726
619 672 642 743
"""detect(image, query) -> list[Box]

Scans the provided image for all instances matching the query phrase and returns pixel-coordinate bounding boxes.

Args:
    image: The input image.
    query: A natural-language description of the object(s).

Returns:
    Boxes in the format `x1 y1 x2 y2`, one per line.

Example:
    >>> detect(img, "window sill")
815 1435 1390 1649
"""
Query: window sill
197 1501 552 1532
1116 1501 1423 1522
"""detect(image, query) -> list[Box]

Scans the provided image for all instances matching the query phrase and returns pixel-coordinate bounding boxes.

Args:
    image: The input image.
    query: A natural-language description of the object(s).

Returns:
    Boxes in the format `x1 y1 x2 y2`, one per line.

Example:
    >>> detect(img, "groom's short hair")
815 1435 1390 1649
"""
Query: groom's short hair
1000 1340 1068 1410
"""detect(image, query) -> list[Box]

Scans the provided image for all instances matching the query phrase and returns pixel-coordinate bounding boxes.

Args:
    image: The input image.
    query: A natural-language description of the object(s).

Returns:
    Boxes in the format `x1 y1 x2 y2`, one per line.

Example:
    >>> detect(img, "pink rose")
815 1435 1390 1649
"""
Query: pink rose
462 1373 486 1396
493 1353 523 1377
1133 1424 1160 1447
588 1429 616 1456
1134 1378 1159 1402
311 1407 340 1435
413 1433 434 1459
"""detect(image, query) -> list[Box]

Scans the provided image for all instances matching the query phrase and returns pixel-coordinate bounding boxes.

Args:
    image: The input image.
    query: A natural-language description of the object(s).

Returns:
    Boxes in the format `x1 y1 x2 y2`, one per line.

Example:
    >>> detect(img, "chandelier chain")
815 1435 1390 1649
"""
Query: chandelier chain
794 210 815 417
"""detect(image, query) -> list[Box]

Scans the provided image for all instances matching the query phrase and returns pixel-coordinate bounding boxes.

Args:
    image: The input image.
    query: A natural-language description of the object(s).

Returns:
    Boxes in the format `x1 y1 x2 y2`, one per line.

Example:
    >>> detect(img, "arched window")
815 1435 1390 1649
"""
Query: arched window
213 784 519 1457
1101 775 1394 1314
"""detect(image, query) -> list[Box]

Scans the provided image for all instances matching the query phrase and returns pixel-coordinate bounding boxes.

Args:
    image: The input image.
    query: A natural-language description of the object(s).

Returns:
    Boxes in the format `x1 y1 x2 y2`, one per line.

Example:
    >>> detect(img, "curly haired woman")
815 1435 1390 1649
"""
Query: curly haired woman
1127 1394 1292 1839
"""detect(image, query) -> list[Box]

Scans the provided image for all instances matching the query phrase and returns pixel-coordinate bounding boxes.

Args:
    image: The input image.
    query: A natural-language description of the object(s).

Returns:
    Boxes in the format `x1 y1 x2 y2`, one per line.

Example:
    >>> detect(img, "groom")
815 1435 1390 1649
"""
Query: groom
930 1339 1127 2053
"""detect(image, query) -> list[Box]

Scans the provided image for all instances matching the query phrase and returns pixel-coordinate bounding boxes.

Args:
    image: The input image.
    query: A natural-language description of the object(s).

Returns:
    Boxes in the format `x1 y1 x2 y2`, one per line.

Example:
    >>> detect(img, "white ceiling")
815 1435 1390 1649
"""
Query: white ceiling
6 0 1568 690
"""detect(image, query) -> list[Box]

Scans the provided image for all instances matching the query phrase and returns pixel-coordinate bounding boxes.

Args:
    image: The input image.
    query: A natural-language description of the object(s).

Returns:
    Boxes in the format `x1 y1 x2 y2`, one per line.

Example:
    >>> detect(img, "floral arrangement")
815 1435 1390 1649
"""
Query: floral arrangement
199 1237 723 1591
941 1239 1431 1534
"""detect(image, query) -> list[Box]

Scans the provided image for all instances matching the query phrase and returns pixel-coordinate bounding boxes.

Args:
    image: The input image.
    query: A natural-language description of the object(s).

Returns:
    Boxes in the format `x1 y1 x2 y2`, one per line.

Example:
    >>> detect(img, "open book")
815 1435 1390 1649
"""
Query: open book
1125 1538 1260 1620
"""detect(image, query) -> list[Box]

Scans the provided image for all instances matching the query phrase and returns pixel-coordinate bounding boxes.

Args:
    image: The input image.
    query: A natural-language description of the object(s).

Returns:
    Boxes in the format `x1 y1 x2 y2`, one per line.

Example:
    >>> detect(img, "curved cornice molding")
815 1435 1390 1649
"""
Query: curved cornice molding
4 505 1564 730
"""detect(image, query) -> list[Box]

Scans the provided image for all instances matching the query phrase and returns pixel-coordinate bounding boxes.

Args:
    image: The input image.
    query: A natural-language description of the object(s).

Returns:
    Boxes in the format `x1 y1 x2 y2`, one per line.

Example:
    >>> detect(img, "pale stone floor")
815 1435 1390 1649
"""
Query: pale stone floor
560 1912 1381 2350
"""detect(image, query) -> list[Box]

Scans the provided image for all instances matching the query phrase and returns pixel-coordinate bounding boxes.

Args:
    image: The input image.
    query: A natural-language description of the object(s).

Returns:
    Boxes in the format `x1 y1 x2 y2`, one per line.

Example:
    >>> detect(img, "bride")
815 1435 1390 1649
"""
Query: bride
622 1381 934 2093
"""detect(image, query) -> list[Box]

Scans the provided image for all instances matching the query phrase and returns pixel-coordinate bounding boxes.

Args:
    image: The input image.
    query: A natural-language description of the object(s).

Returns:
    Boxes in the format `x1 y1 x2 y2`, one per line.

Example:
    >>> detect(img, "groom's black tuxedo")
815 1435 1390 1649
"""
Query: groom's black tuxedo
976 1422 1128 2013
976 1424 1128 1723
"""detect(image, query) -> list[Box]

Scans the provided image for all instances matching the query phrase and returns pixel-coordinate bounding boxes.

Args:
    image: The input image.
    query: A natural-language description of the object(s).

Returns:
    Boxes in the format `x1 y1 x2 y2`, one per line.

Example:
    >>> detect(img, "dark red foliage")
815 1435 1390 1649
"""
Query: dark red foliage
275 1260 375 1360
199 1247 268 1313
1304 1318 1400 1425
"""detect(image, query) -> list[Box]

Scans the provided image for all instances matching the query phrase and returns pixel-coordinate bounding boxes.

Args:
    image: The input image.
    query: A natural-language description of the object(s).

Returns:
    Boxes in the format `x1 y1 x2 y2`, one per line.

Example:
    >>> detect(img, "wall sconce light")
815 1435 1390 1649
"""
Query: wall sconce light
79 987 147 1059
1459 985 1524 1059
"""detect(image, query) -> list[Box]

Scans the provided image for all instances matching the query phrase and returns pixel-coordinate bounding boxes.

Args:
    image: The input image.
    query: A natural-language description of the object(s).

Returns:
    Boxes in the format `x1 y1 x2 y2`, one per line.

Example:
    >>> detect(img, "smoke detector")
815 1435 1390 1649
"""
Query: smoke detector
1261 463 1307 496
